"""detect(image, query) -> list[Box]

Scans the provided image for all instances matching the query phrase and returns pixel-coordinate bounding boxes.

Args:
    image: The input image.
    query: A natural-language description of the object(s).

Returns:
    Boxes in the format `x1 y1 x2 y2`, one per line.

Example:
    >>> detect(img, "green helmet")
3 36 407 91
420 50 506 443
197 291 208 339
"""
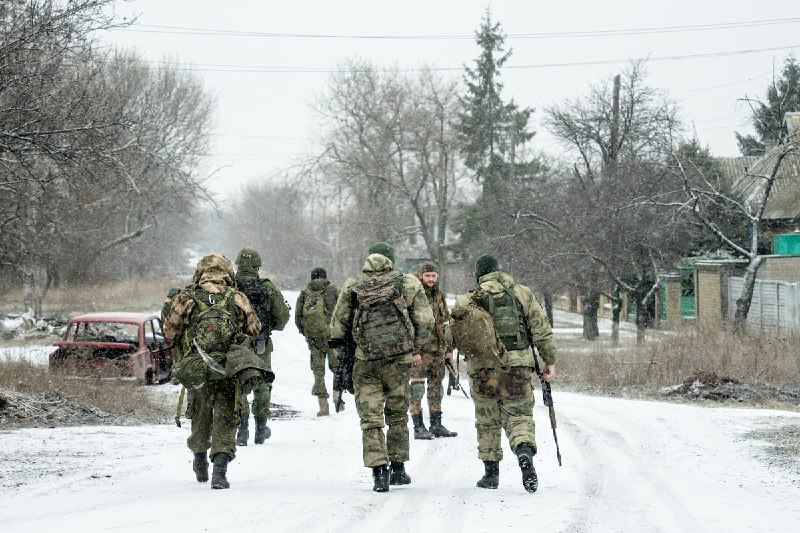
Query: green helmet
235 247 262 269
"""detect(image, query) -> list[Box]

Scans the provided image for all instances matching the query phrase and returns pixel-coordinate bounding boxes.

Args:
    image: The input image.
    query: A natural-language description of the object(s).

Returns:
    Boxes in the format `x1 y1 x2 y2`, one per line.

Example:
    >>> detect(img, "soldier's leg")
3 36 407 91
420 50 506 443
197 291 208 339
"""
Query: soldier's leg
353 359 389 468
209 380 238 462
252 350 273 420
187 386 214 453
469 373 503 462
408 360 426 417
499 368 537 454
309 340 328 398
424 353 445 415
384 362 412 463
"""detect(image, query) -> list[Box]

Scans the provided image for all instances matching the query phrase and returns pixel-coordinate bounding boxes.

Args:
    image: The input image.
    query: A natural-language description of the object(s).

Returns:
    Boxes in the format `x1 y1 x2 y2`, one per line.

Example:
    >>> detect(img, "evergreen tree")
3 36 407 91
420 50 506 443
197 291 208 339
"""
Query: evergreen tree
736 55 800 156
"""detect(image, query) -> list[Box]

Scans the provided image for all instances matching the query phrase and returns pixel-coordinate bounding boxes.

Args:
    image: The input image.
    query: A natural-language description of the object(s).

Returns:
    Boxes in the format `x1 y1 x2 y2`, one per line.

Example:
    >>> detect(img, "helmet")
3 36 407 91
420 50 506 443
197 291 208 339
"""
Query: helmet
235 247 262 269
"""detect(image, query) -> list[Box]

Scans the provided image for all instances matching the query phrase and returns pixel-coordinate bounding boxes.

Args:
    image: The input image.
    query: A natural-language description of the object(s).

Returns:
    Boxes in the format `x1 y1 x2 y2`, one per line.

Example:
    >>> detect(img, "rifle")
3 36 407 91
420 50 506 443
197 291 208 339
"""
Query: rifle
444 359 469 398
331 337 355 413
533 355 562 466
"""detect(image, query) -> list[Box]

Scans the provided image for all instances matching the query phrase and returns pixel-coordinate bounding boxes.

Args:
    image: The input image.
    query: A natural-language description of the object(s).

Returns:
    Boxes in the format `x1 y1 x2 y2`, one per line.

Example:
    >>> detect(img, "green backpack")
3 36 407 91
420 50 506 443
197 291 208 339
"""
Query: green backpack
477 287 530 351
188 287 239 355
302 287 329 339
450 291 508 369
352 272 415 360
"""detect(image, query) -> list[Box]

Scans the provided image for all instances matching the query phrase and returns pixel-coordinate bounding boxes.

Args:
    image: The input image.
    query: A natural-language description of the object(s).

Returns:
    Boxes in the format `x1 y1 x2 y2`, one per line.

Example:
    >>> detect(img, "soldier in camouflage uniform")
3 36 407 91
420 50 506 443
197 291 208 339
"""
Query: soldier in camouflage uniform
451 254 556 493
295 267 340 416
233 247 290 446
330 242 434 492
163 253 262 489
410 261 457 440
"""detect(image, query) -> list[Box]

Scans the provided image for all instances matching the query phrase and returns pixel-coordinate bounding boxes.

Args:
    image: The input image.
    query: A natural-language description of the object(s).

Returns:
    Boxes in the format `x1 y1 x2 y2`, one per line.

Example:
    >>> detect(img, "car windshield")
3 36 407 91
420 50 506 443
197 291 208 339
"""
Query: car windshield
73 321 139 344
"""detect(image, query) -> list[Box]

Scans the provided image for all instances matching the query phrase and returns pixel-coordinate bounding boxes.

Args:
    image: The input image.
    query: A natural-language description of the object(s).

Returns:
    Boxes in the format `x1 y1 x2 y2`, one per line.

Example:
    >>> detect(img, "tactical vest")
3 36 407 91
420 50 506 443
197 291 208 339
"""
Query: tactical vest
352 271 415 360
478 286 530 351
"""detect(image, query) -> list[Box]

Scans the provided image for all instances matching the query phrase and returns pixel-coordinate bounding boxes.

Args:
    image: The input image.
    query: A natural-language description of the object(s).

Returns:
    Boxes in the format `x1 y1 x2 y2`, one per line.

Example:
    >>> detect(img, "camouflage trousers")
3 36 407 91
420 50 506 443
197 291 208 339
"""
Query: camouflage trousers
240 350 272 419
308 336 339 398
468 366 536 462
353 358 412 467
186 379 239 461
408 350 445 416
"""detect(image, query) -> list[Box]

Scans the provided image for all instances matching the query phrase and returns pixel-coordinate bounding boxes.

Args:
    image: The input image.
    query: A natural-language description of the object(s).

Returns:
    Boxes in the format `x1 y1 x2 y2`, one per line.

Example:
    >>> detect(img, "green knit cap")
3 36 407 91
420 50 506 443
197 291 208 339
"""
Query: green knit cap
475 254 499 280
368 242 395 263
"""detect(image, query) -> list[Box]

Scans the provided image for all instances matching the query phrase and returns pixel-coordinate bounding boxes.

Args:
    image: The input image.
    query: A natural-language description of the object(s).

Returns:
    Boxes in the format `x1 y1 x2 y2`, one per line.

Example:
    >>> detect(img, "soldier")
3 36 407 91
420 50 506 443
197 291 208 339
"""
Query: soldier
450 254 556 493
163 253 262 489
330 242 434 492
295 267 340 416
410 261 457 440
160 287 181 325
233 247 290 446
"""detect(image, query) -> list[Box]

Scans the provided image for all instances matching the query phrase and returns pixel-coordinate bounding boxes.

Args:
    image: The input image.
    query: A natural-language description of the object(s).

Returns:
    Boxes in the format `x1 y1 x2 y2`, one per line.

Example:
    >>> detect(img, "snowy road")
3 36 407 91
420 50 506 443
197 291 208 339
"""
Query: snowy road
2 294 799 532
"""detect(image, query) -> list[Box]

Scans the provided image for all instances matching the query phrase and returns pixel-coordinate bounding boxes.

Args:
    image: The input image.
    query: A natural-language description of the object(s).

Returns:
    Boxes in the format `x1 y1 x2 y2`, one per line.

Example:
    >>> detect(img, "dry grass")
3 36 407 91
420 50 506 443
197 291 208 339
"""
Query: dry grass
558 328 800 394
0 359 172 426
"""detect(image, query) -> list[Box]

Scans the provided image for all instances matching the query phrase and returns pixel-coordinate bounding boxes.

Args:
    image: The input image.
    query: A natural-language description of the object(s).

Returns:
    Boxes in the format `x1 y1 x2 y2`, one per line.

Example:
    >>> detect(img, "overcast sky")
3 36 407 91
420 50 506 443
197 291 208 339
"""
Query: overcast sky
107 0 800 199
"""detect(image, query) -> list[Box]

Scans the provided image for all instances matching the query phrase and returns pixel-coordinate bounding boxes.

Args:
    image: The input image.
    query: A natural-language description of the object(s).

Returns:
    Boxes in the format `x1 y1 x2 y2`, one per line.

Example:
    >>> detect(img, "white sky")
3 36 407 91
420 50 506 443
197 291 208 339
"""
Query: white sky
106 0 800 199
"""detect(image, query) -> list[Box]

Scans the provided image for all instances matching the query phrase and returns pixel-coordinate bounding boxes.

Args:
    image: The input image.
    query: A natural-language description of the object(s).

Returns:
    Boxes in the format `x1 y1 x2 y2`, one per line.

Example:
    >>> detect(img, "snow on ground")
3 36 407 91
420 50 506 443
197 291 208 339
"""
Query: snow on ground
1 291 799 532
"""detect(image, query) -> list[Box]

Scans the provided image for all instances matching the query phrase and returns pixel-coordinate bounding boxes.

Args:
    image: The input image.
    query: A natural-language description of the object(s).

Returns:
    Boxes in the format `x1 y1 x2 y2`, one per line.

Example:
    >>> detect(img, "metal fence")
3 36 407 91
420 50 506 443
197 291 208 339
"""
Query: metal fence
728 277 800 335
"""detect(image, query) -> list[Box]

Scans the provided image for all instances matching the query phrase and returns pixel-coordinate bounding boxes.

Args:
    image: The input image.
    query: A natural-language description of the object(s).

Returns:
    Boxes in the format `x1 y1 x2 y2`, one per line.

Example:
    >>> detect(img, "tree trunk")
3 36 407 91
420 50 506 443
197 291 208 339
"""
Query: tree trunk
582 290 600 340
610 284 621 346
733 256 763 335
544 292 554 328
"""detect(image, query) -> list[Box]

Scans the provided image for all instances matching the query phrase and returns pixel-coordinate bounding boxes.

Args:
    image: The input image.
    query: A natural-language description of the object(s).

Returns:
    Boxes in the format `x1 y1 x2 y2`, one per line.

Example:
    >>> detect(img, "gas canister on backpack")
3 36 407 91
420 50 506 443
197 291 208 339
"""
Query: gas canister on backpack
352 272 415 360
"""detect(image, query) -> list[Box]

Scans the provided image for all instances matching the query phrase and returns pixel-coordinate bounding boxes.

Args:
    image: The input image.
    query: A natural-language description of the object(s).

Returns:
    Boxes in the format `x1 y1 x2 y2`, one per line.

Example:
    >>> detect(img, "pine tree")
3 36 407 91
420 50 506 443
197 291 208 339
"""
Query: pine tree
736 55 800 156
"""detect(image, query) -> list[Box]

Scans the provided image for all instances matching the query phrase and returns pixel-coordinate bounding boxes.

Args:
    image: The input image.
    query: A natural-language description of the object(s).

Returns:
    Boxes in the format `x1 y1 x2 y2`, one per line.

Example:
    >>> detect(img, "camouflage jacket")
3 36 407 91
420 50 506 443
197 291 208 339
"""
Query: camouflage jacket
330 254 434 363
164 276 261 358
419 283 451 355
294 278 339 338
451 271 556 370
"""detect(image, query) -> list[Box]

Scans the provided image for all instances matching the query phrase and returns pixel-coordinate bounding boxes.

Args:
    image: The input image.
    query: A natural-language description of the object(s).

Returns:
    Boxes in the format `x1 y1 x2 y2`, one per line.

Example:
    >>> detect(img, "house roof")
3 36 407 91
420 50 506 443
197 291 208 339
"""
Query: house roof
719 144 800 221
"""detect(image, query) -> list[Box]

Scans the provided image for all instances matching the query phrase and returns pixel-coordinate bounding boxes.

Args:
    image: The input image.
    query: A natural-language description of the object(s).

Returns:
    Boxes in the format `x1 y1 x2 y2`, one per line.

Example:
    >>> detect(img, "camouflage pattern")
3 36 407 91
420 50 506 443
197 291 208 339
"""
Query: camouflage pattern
162 253 261 462
295 278 339 340
409 283 450 416
451 271 555 462
186 378 240 461
469 367 536 461
353 358 412 467
330 253 434 467
450 271 556 369
235 247 262 269
235 265 290 420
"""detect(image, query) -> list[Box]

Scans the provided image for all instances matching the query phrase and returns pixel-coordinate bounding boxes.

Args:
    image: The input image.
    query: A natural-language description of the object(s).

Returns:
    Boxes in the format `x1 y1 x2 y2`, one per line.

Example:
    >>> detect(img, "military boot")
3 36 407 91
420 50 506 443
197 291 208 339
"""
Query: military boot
236 415 249 446
429 411 457 437
333 390 345 412
254 417 271 444
317 396 330 417
192 452 209 483
516 443 538 493
389 461 411 485
210 453 230 490
412 413 433 440
476 460 499 489
372 464 390 492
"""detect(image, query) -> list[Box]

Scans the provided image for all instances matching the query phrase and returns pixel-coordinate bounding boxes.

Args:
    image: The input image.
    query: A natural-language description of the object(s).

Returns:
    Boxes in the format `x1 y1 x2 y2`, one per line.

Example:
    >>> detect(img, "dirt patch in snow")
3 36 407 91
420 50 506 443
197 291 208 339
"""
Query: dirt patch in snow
661 371 800 405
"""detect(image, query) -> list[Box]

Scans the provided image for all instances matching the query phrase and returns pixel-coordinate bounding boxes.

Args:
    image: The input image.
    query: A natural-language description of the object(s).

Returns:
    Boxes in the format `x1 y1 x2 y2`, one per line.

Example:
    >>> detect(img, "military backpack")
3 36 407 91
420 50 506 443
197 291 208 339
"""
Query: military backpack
479 287 530 351
352 271 415 360
301 287 329 339
236 276 272 337
450 291 508 368
188 286 240 355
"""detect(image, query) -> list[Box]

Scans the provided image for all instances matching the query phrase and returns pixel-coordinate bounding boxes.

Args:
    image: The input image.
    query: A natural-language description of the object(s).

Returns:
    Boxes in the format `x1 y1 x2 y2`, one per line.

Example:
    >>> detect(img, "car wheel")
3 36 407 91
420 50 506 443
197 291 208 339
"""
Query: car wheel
145 367 155 385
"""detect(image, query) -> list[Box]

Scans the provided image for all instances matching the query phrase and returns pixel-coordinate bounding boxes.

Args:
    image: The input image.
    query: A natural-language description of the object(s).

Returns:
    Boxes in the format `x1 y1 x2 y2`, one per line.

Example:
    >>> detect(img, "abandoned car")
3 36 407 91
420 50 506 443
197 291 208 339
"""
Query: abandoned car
49 312 176 384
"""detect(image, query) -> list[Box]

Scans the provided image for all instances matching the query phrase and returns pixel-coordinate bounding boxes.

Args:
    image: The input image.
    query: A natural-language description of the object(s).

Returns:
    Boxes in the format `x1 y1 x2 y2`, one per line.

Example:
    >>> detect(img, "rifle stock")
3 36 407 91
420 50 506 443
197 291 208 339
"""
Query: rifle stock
332 338 356 412
534 356 562 466
444 360 469 398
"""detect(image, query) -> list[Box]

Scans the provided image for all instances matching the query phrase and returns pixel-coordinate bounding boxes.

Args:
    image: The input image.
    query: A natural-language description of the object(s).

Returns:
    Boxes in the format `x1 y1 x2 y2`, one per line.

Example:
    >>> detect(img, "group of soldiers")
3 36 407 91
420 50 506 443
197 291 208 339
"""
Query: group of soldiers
163 242 556 494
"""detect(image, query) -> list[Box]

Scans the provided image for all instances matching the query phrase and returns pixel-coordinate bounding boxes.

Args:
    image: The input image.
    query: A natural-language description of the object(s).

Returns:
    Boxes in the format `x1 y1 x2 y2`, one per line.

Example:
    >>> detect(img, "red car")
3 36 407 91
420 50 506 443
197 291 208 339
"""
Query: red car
50 312 176 384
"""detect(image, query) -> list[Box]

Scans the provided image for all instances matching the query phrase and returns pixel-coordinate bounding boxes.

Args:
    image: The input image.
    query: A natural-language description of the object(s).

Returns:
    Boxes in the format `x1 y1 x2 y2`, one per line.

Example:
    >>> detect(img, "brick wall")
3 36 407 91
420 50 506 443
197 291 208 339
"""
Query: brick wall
756 255 800 283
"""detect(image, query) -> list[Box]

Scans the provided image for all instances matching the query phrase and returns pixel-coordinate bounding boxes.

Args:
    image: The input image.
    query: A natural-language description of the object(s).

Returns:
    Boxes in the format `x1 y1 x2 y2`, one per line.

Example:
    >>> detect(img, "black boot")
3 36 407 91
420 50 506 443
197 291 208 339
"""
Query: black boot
254 417 271 444
429 411 457 437
210 453 230 489
192 452 209 483
372 464 390 492
389 461 411 485
412 413 433 440
516 443 538 493
236 415 249 446
476 460 499 489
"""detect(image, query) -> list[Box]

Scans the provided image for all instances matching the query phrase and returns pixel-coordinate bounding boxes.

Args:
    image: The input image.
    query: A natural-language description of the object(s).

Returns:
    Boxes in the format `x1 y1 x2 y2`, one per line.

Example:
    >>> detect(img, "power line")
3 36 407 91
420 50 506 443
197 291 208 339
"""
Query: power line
121 16 800 40
138 43 800 74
